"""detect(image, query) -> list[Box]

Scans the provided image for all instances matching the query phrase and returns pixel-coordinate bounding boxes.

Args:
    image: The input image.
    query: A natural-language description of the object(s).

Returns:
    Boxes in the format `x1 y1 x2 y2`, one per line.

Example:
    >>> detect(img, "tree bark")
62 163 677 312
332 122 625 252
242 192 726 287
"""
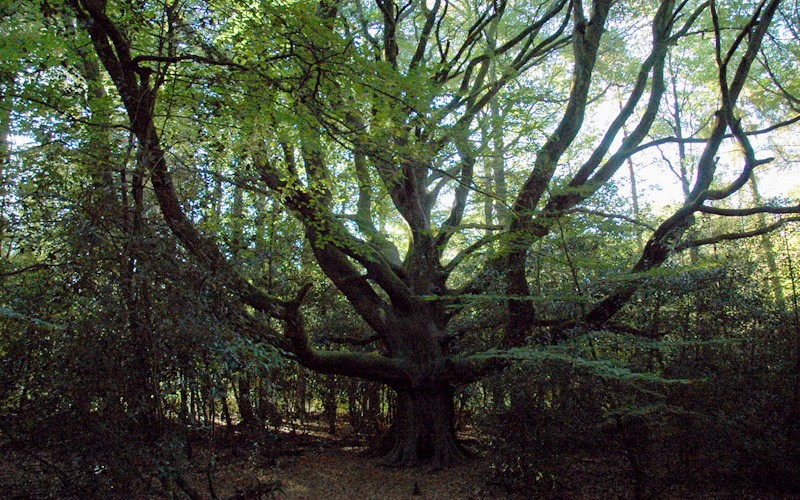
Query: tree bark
370 385 467 467
0 69 13 258
750 174 785 308
323 375 338 436
236 375 258 428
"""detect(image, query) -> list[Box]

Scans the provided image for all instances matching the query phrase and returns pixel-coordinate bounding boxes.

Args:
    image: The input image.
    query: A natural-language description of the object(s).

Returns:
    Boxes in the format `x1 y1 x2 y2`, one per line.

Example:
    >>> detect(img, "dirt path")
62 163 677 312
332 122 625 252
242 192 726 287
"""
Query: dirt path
274 446 488 499
203 442 493 499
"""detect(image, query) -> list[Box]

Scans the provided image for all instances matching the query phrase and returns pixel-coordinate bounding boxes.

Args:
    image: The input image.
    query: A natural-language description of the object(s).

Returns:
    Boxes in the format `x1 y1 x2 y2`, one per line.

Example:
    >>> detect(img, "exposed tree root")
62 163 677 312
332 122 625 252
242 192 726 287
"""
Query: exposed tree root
364 387 471 468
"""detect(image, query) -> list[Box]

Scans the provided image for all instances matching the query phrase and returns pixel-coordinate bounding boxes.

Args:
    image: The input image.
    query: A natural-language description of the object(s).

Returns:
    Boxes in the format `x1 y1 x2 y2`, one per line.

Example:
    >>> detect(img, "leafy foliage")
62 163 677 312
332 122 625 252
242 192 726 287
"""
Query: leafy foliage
1 0 800 493
483 262 800 496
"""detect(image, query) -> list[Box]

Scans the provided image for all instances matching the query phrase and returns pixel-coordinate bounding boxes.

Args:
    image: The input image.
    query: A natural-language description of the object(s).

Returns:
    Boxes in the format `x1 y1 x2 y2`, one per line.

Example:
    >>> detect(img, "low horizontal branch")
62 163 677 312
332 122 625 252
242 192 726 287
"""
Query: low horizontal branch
325 333 383 346
131 54 248 69
567 208 657 231
676 216 800 250
631 114 800 156
446 353 509 386
699 203 800 216
284 285 407 385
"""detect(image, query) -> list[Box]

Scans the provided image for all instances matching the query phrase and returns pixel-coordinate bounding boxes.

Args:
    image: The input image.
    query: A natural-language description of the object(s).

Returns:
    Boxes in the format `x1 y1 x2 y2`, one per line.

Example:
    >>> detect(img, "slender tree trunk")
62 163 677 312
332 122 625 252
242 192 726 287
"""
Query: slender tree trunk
73 20 161 438
347 381 362 431
370 384 384 429
297 367 307 426
485 14 508 225
221 391 233 428
180 372 189 425
0 70 13 257
236 375 258 428
120 161 160 439
490 95 508 224
668 55 699 264
190 385 198 424
324 375 338 436
618 94 643 252
750 174 785 308
481 119 495 229
209 390 217 434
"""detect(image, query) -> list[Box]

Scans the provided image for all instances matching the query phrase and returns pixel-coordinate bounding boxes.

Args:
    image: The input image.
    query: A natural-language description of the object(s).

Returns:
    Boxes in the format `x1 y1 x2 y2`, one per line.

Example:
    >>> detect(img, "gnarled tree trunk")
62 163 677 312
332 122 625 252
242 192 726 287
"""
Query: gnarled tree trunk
372 384 467 467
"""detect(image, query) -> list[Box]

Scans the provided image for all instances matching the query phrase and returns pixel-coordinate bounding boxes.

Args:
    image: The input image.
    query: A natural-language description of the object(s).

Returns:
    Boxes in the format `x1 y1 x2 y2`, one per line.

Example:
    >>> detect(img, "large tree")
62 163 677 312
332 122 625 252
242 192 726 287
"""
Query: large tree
33 0 800 465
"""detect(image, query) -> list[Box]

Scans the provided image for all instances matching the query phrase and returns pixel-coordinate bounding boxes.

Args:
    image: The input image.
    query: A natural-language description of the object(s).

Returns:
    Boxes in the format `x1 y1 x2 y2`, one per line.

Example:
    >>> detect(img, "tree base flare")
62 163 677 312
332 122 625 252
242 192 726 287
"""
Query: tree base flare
367 387 470 468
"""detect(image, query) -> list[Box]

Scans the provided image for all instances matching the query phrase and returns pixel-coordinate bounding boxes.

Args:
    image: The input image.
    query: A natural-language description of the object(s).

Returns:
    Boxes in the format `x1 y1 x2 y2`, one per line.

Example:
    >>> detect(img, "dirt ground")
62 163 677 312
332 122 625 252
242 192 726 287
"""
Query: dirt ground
2 422 795 498
206 444 491 499
0 420 498 499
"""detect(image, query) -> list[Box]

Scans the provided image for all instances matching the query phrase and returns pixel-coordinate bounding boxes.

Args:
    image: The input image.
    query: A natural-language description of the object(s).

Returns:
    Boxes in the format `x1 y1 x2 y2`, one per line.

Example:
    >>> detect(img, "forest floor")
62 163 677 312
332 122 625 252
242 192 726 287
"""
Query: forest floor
199 441 489 499
164 422 800 500
176 422 496 499
2 420 797 498
1 420 510 499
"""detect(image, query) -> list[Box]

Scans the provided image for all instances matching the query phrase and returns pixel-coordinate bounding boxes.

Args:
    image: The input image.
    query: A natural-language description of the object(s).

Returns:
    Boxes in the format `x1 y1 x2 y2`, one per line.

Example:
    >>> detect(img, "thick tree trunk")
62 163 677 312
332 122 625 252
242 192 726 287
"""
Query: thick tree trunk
370 385 468 467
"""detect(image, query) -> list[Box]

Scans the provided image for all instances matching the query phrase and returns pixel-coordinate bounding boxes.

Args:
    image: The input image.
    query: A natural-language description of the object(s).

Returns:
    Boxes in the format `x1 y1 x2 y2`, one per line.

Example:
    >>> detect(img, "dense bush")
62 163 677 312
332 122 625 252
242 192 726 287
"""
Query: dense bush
483 263 800 497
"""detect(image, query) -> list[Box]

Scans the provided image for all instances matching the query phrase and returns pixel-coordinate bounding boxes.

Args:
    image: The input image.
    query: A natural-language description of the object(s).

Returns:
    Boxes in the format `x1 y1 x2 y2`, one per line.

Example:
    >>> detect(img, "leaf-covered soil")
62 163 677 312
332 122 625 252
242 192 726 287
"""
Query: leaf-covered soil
0 423 493 499
201 442 489 499
163 422 496 499
172 425 796 499
2 422 796 498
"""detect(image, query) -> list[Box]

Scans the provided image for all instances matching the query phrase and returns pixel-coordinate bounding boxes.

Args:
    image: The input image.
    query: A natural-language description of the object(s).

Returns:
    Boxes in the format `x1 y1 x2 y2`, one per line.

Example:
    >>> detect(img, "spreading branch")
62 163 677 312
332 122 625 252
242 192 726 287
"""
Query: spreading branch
676 216 800 251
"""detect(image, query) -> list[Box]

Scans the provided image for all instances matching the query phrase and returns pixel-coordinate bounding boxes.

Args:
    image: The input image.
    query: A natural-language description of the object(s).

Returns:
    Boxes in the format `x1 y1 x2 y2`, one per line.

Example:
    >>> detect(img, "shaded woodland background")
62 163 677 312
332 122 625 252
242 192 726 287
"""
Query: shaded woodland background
3 174 799 496
2 0 800 497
